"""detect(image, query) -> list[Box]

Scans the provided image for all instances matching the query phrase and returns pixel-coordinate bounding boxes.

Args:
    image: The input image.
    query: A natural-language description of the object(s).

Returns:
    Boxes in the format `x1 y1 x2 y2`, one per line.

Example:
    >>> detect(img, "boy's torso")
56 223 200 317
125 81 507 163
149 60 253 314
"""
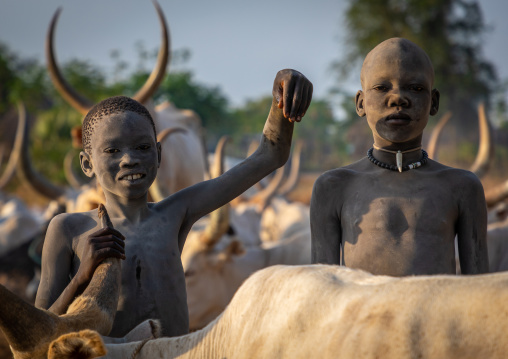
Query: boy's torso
330 159 466 276
69 202 189 337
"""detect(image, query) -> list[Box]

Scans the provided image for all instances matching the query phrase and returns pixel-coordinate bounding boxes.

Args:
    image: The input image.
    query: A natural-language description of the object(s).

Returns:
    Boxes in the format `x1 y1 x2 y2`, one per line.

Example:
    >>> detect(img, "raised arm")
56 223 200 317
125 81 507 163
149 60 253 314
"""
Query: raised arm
456 172 489 274
310 172 342 264
172 69 312 239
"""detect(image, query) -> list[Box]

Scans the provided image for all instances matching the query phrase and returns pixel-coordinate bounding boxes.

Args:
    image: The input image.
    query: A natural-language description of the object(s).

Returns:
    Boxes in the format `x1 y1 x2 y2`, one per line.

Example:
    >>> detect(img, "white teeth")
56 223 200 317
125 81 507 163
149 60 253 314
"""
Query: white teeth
123 174 143 180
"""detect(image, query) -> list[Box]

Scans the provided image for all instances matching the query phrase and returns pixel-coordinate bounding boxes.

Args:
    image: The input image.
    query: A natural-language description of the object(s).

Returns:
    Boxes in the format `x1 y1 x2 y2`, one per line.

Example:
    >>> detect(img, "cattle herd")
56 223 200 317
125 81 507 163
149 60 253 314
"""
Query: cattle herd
2 2 508 359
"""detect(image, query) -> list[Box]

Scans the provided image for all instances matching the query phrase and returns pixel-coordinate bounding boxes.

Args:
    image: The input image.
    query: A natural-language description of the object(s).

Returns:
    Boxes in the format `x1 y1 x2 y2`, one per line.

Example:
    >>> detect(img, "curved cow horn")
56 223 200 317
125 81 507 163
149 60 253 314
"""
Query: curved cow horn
201 136 230 248
132 0 170 105
157 126 187 143
277 139 303 196
426 111 452 160
46 0 170 116
46 8 94 115
249 165 285 211
484 181 508 208
469 102 494 179
16 105 66 200
0 102 26 188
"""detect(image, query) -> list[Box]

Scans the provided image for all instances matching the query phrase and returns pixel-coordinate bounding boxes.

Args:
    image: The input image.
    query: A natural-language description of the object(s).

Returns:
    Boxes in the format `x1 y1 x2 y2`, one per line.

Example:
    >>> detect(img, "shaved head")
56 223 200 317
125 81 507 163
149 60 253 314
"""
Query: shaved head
360 38 434 88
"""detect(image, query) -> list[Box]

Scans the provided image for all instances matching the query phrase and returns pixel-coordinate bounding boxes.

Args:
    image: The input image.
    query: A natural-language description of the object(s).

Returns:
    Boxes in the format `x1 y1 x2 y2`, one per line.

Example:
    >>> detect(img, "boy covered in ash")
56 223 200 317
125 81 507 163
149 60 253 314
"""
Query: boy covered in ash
36 69 313 337
311 38 488 276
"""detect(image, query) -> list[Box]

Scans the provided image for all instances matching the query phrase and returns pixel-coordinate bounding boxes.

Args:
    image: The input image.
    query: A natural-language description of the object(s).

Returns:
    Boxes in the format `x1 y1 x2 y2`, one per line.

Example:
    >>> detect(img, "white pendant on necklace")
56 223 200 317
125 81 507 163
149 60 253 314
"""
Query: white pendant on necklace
396 150 403 172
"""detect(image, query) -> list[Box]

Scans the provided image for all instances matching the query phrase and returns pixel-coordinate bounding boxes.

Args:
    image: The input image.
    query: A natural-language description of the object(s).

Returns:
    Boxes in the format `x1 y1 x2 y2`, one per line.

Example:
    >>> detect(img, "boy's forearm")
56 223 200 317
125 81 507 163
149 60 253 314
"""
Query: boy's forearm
258 98 295 169
47 276 88 315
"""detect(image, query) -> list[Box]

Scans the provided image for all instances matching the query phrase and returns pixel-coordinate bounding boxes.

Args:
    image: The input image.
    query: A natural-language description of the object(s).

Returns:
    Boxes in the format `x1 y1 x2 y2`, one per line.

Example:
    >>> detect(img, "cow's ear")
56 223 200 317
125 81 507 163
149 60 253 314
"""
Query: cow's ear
215 240 245 267
225 240 245 256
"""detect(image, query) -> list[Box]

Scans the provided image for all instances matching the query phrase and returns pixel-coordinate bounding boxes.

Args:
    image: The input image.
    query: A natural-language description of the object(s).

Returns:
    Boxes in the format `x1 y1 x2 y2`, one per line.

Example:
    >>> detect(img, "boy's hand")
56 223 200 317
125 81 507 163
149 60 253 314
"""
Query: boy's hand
273 69 313 123
76 226 126 286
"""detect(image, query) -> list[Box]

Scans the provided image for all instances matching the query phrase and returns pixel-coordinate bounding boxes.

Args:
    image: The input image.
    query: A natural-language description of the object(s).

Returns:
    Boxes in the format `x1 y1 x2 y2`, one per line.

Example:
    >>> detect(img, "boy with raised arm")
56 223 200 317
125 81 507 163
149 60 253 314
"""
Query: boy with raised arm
311 38 488 276
35 69 313 337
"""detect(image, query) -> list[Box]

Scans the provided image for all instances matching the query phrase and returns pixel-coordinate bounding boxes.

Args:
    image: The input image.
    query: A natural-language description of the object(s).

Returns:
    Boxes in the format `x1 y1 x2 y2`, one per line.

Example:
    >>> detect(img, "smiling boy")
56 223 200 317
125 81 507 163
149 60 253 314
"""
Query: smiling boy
35 69 313 337
311 38 488 276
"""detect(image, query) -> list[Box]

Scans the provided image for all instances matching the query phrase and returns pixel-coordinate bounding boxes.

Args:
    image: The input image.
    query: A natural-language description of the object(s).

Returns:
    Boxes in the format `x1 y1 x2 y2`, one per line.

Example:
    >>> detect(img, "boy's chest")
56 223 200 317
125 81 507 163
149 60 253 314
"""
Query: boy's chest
73 215 181 267
340 177 458 233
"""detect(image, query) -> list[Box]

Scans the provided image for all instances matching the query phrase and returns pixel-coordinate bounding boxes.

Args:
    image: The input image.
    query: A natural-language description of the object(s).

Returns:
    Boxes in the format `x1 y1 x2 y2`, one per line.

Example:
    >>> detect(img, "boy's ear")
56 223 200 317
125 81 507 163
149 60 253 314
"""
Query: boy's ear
430 89 440 116
79 151 95 178
156 142 162 168
355 90 366 117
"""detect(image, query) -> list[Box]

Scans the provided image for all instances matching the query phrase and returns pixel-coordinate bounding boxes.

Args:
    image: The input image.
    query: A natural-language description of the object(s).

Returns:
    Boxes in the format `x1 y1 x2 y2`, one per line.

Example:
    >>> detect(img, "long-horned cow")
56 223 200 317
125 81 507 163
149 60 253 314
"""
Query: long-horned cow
23 1 207 206
50 264 508 358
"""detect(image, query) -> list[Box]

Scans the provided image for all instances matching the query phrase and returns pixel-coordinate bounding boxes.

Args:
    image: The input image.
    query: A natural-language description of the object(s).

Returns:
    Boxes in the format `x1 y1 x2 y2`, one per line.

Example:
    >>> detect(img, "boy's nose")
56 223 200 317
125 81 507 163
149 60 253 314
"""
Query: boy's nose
119 151 139 167
387 89 409 108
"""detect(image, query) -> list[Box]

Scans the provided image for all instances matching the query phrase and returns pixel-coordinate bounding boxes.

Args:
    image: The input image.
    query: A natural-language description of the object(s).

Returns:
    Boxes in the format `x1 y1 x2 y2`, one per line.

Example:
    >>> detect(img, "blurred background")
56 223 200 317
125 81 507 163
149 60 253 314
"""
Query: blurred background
0 0 507 203
1 1 508 356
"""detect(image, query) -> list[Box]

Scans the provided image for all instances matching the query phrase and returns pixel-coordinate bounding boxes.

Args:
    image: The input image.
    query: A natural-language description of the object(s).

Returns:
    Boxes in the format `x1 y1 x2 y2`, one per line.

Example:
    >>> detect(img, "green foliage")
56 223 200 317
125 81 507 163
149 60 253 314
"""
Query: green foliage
156 71 231 136
230 96 344 170
0 41 343 193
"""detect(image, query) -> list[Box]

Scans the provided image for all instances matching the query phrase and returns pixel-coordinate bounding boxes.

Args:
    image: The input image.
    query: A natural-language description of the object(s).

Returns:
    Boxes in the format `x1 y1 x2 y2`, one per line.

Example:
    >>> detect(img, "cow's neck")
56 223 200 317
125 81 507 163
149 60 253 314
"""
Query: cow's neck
61 258 121 334
0 257 121 359
110 321 226 358
0 284 59 353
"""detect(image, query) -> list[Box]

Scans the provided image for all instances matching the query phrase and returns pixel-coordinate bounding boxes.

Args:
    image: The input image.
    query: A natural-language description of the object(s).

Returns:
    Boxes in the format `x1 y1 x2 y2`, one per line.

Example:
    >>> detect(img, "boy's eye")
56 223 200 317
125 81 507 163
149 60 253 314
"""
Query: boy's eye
410 85 424 92
373 85 388 92
104 148 119 154
137 144 151 150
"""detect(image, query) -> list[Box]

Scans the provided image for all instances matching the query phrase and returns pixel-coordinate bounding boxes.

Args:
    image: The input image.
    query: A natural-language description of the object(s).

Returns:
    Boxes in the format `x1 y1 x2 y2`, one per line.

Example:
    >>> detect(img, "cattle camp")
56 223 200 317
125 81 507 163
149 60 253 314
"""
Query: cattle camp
2 1 508 358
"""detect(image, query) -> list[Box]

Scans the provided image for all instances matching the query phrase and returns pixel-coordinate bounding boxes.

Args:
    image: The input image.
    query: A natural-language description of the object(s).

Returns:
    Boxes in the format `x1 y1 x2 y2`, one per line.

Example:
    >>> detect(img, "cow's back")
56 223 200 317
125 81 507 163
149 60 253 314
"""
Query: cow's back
219 265 508 358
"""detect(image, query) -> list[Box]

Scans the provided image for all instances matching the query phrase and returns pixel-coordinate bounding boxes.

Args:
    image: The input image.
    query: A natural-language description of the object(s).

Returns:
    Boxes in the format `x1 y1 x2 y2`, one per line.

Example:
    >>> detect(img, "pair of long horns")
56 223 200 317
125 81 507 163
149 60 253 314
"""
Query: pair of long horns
427 103 493 179
11 1 170 201
46 0 170 115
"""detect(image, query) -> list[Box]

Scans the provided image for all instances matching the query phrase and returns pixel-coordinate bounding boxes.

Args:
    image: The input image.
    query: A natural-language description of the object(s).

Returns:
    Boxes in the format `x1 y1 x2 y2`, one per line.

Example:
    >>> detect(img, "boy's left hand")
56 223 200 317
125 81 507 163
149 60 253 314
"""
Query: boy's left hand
273 69 313 123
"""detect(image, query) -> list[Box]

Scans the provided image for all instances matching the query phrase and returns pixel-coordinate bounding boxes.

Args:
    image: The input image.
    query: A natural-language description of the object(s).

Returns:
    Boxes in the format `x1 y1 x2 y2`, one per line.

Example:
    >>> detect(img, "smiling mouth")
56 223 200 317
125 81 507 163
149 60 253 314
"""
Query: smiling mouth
119 173 146 181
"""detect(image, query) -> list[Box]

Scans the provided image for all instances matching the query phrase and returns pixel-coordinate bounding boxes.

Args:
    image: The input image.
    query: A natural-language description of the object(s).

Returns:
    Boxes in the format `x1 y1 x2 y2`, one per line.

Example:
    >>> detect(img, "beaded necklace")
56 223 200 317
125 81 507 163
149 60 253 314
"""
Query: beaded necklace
367 147 428 172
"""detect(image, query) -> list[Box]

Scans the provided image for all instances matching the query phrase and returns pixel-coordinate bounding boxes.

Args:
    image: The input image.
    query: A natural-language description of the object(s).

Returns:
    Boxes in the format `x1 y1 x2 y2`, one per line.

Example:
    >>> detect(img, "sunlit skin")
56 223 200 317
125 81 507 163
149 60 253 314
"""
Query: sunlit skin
311 38 488 276
35 69 312 337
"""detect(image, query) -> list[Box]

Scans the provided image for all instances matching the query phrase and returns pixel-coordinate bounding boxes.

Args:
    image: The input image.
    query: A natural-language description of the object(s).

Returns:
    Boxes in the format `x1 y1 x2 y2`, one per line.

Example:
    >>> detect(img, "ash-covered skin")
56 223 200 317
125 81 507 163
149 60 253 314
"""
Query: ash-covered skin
311 38 488 276
36 69 312 337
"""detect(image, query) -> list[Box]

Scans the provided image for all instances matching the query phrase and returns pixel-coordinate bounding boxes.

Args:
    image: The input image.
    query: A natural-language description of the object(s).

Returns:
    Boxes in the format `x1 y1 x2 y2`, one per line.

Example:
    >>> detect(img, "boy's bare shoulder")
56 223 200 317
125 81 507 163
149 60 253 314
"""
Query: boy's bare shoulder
314 158 372 187
426 160 484 189
47 209 99 240
312 159 370 204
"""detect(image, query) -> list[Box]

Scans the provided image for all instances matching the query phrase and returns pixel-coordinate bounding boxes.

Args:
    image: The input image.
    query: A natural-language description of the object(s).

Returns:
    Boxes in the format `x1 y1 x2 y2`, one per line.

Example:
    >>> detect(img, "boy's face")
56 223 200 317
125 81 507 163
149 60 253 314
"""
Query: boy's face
80 111 161 201
355 43 440 147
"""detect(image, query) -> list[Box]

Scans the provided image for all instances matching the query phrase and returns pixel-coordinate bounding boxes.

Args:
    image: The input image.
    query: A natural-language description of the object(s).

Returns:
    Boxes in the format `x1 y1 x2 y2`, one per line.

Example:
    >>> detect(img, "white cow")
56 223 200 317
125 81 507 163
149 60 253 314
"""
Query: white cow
182 200 310 330
51 264 508 359
181 140 311 329
30 1 206 205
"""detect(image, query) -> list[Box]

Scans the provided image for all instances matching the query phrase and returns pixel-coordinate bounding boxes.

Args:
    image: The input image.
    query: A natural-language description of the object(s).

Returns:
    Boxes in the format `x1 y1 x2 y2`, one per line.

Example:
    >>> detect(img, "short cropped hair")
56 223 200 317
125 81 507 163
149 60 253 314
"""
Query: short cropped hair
82 96 157 154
